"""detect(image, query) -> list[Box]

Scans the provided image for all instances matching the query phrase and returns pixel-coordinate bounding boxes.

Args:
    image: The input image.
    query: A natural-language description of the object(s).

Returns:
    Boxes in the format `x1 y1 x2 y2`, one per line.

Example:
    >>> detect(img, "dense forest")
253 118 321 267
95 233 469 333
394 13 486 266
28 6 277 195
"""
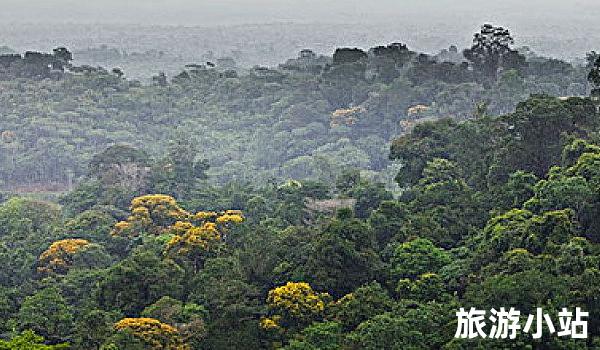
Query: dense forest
1 24 600 349
0 24 594 193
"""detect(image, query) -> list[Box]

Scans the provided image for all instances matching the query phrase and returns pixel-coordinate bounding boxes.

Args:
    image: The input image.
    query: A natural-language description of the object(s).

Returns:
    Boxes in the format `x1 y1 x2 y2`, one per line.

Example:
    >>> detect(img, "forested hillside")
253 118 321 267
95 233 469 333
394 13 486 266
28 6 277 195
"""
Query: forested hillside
0 26 593 193
1 24 600 349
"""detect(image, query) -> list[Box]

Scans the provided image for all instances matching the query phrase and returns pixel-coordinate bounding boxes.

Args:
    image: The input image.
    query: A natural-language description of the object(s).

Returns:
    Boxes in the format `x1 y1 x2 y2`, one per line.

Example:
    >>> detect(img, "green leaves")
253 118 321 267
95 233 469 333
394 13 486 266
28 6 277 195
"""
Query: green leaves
97 251 185 316
0 331 69 350
14 287 74 344
391 238 452 281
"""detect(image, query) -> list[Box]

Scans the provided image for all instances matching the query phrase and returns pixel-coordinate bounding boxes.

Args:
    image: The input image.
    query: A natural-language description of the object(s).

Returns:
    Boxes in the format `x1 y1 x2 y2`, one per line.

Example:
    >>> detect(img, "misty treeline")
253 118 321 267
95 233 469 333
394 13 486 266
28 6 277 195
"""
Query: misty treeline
0 25 595 193
1 24 600 349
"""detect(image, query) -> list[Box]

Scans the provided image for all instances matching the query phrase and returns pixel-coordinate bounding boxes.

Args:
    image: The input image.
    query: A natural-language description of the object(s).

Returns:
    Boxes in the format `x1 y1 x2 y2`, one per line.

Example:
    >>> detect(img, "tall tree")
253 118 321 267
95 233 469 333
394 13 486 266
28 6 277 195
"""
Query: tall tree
588 55 600 97
463 24 523 85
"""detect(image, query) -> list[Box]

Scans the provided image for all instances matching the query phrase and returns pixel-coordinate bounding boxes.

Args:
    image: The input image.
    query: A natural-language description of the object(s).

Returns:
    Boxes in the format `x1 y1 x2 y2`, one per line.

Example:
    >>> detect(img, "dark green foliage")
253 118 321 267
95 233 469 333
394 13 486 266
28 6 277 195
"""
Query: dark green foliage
14 287 74 344
282 322 344 350
332 48 367 66
332 282 393 330
346 312 425 349
463 24 526 85
588 56 600 96
97 251 185 316
3 27 600 350
305 217 381 297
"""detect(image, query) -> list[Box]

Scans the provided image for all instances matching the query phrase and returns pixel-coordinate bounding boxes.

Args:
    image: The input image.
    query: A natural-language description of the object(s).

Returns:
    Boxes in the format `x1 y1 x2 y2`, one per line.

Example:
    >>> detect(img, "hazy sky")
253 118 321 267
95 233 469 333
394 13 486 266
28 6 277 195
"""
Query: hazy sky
2 0 599 26
3 0 600 63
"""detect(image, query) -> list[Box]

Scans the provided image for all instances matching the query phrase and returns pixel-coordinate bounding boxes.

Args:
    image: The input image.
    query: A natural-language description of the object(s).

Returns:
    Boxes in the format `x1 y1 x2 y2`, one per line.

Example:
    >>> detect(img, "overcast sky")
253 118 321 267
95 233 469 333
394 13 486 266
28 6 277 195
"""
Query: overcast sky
2 0 599 27
3 0 600 62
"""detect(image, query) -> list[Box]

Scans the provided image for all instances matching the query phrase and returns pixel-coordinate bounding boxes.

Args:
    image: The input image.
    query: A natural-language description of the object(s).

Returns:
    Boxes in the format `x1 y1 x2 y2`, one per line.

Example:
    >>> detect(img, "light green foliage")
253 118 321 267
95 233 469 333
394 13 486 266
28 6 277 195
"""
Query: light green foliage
476 208 576 264
391 238 452 280
0 331 69 350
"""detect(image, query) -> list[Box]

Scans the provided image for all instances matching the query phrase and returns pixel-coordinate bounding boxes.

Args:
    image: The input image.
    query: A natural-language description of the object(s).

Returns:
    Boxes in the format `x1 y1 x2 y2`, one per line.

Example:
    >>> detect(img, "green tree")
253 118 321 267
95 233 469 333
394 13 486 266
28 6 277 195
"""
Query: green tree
282 322 344 350
463 24 524 85
588 55 600 96
97 251 184 316
141 296 207 348
0 331 69 350
88 144 150 189
73 309 121 350
347 313 425 350
390 238 452 281
333 282 393 330
14 287 74 344
305 217 381 297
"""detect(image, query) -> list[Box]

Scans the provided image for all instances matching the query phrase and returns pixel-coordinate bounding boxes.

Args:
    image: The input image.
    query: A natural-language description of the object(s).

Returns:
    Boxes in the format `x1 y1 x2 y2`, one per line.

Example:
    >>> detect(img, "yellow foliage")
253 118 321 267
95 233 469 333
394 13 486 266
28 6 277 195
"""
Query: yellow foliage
216 214 244 224
330 106 364 127
267 282 329 321
131 194 190 222
114 221 131 231
195 211 218 220
114 317 189 350
407 104 431 117
336 292 355 305
331 106 364 118
164 221 222 272
166 221 195 236
259 315 282 330
225 209 243 216
166 222 221 257
131 194 176 209
38 239 91 275
112 194 190 237
111 195 244 271
164 209 243 270
112 194 245 239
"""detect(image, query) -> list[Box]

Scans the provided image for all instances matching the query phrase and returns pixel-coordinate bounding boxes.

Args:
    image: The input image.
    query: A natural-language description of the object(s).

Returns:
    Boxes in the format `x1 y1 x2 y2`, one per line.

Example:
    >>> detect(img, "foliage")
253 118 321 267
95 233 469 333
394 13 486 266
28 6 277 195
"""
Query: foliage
37 239 91 275
463 24 525 85
97 251 185 316
2 24 600 350
111 318 189 350
0 29 588 191
390 238 452 280
13 287 74 344
112 195 189 237
0 331 69 350
264 282 330 329
588 56 600 96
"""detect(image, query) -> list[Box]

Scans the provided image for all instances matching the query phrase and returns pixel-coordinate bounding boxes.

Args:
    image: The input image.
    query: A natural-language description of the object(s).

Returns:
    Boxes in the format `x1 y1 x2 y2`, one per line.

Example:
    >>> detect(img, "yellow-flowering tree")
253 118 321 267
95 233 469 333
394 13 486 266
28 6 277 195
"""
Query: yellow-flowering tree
262 282 330 330
164 222 222 273
111 195 244 240
330 106 363 127
164 210 244 272
112 317 189 350
37 238 91 275
112 194 190 237
111 195 244 271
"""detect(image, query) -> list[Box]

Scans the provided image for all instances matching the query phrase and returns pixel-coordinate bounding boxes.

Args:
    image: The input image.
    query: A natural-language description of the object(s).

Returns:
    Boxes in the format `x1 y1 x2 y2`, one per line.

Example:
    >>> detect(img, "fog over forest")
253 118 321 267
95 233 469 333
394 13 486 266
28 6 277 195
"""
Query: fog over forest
4 1 600 349
2 0 600 70
2 0 599 27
